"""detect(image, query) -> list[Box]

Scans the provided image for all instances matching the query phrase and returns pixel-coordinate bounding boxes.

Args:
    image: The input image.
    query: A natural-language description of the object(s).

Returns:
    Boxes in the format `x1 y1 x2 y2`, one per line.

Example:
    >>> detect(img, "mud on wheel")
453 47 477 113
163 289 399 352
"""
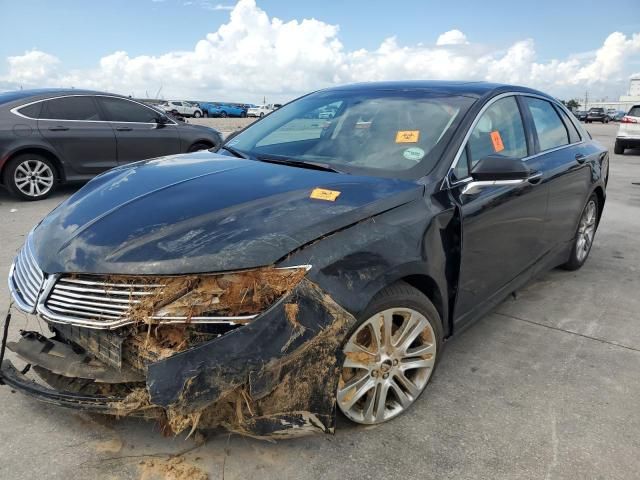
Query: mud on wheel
337 282 442 425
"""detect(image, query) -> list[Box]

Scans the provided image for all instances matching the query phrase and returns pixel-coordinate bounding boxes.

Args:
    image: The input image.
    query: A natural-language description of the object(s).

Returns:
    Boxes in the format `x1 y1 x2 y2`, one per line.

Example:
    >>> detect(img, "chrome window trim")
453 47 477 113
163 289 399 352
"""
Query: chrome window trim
444 92 585 190
10 94 177 126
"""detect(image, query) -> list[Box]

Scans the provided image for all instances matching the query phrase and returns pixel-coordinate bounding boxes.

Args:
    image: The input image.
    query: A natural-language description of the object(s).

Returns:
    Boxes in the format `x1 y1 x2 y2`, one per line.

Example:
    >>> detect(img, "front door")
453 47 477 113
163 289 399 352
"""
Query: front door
448 95 550 327
96 96 181 165
37 95 118 175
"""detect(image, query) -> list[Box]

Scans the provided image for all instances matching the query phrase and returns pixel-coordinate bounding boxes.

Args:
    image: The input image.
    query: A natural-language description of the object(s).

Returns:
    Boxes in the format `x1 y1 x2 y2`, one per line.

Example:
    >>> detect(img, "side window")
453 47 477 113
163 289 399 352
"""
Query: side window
524 97 569 151
42 96 101 121
98 97 159 123
555 107 581 143
452 148 470 180
467 96 527 169
17 102 43 119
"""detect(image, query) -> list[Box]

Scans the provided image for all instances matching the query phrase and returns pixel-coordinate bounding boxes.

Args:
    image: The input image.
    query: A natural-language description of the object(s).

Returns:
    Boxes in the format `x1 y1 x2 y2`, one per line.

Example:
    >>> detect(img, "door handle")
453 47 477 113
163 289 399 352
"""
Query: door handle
575 153 587 164
116 126 133 132
48 126 69 131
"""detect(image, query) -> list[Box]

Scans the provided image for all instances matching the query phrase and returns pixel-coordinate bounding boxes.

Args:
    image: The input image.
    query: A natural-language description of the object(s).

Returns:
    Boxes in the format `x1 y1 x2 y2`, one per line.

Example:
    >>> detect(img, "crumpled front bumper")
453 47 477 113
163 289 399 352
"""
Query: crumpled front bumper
0 279 357 438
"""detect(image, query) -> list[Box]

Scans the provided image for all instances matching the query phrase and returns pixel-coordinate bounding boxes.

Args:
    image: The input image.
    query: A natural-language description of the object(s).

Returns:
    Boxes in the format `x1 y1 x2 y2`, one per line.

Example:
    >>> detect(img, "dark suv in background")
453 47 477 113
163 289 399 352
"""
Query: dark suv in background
0 89 223 200
585 107 609 124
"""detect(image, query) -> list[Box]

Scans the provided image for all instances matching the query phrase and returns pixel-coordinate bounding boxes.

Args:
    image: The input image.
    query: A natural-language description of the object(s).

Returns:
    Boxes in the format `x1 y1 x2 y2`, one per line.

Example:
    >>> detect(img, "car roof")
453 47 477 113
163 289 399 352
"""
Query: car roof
0 88 126 106
319 80 555 100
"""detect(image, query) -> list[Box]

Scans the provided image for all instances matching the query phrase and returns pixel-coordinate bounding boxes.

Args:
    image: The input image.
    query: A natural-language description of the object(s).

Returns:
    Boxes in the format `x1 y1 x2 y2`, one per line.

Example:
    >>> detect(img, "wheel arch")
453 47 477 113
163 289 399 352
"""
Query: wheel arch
592 185 605 224
190 139 215 150
1 147 65 184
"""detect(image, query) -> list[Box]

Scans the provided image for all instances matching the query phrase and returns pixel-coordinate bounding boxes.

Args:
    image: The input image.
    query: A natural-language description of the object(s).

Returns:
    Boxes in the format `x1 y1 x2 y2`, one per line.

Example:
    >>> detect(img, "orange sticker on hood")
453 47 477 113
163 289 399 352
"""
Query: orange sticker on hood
395 130 420 143
490 131 505 152
310 188 341 201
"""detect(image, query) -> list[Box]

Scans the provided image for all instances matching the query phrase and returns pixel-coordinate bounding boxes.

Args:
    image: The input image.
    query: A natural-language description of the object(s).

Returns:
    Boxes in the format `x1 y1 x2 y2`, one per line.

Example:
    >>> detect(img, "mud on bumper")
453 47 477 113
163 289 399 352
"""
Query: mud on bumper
0 279 356 438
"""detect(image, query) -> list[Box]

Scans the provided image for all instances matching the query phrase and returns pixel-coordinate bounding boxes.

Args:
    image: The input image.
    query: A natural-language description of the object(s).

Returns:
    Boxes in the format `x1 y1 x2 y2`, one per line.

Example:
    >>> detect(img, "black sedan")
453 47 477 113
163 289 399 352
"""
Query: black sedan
0 89 222 200
1 81 607 437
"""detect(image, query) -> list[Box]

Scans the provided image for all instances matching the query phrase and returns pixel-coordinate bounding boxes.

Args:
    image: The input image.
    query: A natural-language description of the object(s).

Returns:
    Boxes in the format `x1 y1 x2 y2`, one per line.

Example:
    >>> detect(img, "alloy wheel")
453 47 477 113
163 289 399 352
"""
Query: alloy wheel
337 307 436 424
13 159 54 198
576 199 597 263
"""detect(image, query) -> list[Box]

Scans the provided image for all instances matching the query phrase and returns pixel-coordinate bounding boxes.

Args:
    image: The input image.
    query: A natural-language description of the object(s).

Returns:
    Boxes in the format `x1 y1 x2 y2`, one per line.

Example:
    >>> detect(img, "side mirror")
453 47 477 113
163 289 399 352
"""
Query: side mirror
471 155 530 181
155 115 169 126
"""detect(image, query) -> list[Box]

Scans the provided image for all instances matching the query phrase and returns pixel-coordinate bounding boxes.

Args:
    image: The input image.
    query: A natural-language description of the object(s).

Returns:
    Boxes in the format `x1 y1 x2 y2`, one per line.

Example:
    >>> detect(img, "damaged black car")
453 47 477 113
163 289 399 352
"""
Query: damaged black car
1 81 608 437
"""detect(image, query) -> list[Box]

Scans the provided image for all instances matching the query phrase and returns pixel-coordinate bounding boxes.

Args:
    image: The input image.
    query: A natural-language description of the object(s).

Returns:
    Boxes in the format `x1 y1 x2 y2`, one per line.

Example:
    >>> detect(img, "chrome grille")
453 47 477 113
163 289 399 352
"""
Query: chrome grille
44 275 163 329
41 274 256 329
8 240 45 312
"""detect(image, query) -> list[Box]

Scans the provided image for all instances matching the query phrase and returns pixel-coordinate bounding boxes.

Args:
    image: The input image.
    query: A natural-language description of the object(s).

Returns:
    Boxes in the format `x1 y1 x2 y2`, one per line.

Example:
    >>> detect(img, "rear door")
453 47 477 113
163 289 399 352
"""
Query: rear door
449 95 550 326
37 95 118 174
521 96 593 248
96 96 181 165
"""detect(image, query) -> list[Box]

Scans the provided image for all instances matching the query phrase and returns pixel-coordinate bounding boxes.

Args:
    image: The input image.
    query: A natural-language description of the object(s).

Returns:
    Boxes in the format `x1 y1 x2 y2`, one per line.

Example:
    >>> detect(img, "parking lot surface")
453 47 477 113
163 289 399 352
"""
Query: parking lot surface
0 123 638 480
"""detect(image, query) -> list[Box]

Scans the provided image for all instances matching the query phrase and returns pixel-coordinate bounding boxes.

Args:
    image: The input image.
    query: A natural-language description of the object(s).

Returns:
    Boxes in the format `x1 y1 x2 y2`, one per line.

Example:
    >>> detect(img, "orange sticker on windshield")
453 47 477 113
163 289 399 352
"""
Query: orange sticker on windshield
310 188 341 201
490 131 505 152
395 130 420 143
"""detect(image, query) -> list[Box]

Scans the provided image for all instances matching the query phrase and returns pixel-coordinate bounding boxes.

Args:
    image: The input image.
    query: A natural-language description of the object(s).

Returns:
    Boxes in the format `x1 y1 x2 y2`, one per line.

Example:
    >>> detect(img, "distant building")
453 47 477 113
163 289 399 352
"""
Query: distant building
584 76 640 112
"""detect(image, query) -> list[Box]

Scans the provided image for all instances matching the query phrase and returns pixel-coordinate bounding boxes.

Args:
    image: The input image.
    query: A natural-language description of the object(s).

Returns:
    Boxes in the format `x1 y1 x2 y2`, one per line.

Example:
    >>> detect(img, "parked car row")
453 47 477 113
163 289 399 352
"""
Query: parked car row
573 108 628 123
0 89 222 200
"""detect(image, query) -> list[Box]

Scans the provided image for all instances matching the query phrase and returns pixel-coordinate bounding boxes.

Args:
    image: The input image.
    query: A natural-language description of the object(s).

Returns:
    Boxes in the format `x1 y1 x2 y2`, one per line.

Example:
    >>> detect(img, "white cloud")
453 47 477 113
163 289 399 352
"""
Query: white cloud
2 0 639 102
436 29 468 46
210 3 235 10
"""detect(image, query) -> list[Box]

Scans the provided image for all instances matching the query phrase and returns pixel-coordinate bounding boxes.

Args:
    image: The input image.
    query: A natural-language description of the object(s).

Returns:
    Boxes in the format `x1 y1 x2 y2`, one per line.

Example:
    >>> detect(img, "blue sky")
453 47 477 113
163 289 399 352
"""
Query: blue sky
1 0 639 102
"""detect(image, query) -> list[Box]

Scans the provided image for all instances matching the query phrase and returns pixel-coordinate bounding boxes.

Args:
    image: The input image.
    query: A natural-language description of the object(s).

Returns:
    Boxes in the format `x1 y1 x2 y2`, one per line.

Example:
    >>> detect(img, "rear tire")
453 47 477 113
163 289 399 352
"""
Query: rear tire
220 111 227 118
561 194 598 271
4 153 57 201
203 111 209 118
337 281 443 425
614 140 625 154
193 111 202 118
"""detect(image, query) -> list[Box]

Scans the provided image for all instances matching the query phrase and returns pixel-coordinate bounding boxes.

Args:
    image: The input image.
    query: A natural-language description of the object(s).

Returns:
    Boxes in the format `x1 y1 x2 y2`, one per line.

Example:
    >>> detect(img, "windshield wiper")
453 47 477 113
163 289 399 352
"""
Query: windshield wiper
221 145 249 159
254 155 344 174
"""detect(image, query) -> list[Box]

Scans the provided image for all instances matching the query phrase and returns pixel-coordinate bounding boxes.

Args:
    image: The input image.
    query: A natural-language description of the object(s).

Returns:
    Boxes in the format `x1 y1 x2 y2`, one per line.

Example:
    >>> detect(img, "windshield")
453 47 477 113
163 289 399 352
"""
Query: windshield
226 89 475 178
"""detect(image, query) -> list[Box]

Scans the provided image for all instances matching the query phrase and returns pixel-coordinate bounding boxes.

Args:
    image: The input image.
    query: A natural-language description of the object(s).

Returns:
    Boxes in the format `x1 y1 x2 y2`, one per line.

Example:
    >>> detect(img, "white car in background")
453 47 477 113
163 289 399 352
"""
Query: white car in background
247 104 277 117
615 105 640 154
157 100 203 118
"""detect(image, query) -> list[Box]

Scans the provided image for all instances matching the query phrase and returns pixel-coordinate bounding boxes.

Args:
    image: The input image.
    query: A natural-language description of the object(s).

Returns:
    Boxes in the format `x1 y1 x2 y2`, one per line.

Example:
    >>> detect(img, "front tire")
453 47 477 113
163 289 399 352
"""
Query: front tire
220 111 227 118
561 194 598 271
4 154 57 201
337 282 443 425
614 140 625 154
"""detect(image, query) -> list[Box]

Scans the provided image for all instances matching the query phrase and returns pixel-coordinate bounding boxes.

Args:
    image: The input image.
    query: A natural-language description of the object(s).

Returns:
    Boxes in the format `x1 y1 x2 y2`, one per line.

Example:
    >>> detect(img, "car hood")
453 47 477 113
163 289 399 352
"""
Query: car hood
32 152 423 275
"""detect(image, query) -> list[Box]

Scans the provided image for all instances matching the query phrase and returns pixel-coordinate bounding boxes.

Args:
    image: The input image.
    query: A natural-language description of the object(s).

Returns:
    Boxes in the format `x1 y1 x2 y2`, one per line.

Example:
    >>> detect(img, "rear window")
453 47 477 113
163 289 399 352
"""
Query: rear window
589 108 604 113
17 102 43 119
628 106 640 117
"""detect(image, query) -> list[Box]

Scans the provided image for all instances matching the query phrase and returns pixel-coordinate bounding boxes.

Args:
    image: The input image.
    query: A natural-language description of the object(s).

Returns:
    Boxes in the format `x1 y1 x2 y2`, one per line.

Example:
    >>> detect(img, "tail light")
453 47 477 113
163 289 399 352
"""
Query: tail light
621 116 638 124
